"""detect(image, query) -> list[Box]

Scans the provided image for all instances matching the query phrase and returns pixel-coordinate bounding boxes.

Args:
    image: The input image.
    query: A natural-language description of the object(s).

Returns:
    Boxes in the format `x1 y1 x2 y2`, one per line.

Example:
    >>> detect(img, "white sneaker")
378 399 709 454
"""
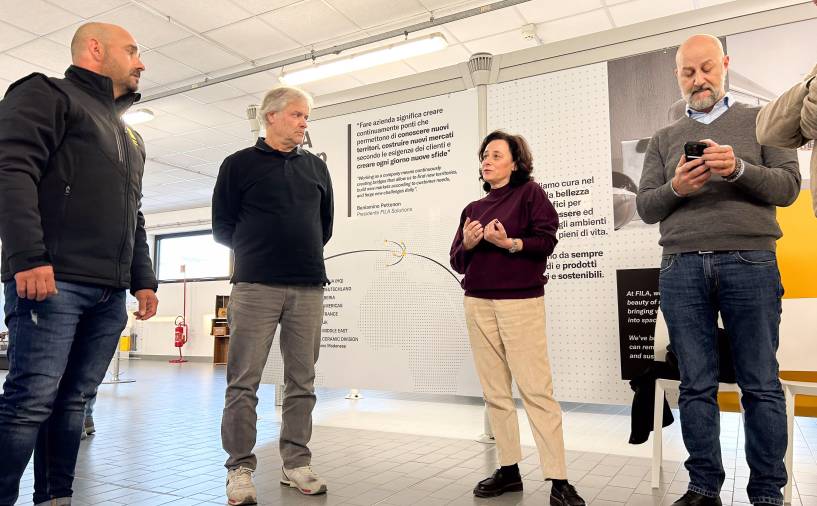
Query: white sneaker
226 466 257 505
281 465 327 495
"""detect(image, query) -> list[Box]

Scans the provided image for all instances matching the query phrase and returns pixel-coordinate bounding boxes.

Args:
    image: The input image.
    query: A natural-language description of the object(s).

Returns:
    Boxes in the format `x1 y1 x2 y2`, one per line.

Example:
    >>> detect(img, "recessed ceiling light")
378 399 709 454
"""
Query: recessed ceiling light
122 108 155 125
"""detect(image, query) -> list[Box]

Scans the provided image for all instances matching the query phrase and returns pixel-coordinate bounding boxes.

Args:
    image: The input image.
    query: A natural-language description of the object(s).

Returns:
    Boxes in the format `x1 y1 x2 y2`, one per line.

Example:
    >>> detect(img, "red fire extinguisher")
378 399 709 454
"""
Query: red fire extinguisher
170 314 189 364
174 316 187 348
169 264 189 364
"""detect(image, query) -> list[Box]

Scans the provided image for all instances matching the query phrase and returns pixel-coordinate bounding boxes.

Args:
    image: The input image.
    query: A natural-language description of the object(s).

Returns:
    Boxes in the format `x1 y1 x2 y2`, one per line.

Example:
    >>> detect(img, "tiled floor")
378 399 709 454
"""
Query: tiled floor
3 360 817 506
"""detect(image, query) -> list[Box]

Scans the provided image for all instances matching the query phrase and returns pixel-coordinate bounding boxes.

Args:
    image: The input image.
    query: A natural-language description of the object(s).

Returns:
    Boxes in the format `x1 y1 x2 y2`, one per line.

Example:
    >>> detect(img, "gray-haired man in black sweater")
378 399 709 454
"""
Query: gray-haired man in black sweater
637 34 799 506
213 86 333 505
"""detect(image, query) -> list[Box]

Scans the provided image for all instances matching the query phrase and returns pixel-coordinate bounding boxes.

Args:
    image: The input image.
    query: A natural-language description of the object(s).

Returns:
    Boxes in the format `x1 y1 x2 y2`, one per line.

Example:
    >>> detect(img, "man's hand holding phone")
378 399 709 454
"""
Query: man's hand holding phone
699 138 738 178
672 150 711 197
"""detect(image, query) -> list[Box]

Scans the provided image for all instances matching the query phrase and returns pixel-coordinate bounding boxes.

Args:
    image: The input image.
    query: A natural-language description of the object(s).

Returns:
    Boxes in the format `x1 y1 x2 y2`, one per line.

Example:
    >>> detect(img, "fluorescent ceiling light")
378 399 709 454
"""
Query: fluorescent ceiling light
122 108 155 125
281 33 448 85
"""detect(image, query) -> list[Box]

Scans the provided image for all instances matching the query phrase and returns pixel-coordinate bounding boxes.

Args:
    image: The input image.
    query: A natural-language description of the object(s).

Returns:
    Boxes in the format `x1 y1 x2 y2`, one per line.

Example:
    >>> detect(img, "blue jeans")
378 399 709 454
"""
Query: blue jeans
659 251 787 505
0 281 126 506
85 393 96 418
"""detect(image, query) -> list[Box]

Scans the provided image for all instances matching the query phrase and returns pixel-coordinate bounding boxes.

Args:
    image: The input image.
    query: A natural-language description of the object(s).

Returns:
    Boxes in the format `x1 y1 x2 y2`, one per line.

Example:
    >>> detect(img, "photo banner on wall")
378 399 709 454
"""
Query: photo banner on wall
261 90 485 396
605 44 682 382
608 24 817 381
486 23 817 401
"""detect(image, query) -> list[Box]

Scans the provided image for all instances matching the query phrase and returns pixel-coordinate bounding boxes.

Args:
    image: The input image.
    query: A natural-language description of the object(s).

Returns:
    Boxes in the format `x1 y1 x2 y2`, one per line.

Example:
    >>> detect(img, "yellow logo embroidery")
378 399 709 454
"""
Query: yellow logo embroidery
125 126 139 147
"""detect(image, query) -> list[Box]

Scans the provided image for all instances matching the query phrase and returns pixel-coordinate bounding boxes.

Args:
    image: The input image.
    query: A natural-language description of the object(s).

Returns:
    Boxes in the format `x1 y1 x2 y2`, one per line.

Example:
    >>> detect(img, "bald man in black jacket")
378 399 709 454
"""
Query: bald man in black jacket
0 23 158 506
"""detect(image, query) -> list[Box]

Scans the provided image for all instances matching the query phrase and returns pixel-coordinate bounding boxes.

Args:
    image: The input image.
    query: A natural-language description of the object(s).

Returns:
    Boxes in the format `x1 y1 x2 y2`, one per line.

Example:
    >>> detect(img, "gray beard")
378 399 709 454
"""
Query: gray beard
686 88 722 111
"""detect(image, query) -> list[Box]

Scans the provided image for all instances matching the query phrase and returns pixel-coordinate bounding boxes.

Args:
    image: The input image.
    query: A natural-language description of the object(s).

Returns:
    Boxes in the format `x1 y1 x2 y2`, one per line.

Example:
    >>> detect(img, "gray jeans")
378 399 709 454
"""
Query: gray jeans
221 283 323 470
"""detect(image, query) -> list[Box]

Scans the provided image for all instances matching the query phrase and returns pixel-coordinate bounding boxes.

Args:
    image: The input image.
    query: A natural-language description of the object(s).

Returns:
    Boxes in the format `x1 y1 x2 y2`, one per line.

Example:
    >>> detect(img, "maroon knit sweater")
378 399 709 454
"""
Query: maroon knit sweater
449 181 559 299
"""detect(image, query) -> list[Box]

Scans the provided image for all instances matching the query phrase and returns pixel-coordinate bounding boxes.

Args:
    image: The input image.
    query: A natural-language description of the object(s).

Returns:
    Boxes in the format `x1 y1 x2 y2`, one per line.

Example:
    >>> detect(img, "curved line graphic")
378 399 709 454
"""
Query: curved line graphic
384 240 406 266
324 243 461 286
405 253 461 284
324 249 389 261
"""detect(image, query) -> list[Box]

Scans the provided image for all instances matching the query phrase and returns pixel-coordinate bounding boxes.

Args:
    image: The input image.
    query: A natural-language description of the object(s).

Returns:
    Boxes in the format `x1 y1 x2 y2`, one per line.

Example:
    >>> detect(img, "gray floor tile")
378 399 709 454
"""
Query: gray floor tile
428 482 473 500
597 485 635 503
341 488 396 505
579 474 614 489
408 477 452 493
800 483 817 496
633 481 667 497
617 466 650 479
577 486 604 502
609 474 643 489
796 473 817 485
591 499 628 506
626 493 665 506
593 464 625 477
568 468 589 482
667 481 689 495
377 488 432 505
2 361 809 506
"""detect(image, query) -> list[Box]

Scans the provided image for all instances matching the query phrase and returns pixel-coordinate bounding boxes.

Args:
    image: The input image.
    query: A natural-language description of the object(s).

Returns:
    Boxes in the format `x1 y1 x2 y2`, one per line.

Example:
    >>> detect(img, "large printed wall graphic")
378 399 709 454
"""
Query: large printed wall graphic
259 18 817 403
606 46 686 382
262 90 485 395
610 22 817 382
487 62 650 403
488 21 816 404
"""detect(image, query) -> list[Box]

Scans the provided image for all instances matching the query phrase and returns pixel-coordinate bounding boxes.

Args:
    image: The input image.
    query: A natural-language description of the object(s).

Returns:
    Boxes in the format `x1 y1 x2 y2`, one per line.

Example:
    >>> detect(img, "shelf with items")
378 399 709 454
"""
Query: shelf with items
212 293 230 365
211 317 229 365
215 295 229 318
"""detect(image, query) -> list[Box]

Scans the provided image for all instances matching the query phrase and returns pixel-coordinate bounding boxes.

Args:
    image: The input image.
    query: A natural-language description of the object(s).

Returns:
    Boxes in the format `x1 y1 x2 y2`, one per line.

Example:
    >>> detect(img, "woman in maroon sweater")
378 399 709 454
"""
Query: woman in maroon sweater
450 131 584 506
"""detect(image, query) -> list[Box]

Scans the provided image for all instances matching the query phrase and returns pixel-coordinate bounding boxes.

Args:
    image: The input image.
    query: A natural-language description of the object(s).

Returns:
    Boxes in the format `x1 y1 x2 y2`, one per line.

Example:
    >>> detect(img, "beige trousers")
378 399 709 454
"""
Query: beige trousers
464 295 568 479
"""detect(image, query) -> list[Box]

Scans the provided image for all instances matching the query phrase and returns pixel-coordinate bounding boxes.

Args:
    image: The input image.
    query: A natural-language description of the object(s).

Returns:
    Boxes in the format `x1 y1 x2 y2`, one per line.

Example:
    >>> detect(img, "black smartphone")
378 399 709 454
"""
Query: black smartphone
684 141 708 160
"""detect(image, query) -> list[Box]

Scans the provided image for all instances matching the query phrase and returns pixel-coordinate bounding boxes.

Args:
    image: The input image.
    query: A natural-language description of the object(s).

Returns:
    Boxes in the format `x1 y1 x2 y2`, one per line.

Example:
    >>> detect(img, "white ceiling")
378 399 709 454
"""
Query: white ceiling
0 0 802 213
727 17 817 97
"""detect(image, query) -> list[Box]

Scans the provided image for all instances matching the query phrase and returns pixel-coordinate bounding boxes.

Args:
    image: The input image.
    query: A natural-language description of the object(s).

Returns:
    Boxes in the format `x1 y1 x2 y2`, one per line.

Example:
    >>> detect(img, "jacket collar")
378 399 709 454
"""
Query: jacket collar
64 65 140 114
253 137 304 157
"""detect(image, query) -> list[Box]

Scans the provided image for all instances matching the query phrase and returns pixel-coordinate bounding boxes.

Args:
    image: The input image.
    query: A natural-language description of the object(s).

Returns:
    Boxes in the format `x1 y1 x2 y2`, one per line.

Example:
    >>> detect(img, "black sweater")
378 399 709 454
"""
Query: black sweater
212 139 333 285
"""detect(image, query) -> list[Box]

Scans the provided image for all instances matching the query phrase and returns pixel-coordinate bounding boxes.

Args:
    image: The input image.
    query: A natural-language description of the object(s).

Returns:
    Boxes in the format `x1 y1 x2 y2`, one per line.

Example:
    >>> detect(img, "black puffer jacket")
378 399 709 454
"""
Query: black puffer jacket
0 65 157 293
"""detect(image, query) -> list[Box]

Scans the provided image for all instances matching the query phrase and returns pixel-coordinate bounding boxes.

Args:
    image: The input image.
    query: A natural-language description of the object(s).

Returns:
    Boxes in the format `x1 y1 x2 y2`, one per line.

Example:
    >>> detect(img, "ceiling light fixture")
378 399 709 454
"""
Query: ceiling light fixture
122 108 155 125
281 33 448 86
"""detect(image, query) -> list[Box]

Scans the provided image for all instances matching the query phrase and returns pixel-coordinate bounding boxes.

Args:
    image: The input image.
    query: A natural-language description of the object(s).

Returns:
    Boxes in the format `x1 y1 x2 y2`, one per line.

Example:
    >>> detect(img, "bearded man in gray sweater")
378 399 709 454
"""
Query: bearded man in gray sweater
637 34 800 506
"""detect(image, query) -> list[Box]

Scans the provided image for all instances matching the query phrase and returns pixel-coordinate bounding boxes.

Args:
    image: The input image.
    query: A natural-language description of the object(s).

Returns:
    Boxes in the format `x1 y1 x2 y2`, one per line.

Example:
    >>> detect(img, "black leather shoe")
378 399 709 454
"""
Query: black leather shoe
550 481 586 506
671 491 722 506
473 468 523 498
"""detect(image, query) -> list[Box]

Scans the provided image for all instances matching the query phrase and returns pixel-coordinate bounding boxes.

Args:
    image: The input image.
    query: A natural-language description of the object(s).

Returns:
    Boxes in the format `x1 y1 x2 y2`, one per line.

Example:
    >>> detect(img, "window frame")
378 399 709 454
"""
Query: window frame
154 230 232 283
